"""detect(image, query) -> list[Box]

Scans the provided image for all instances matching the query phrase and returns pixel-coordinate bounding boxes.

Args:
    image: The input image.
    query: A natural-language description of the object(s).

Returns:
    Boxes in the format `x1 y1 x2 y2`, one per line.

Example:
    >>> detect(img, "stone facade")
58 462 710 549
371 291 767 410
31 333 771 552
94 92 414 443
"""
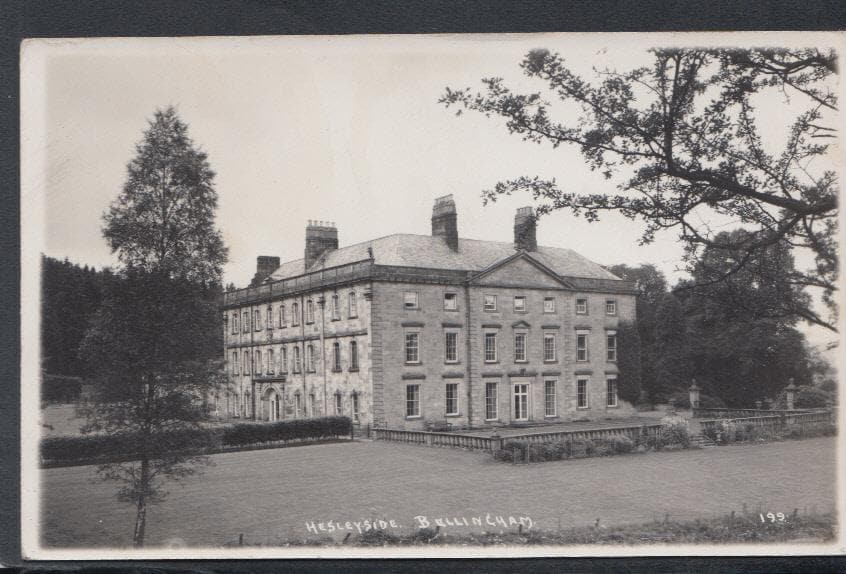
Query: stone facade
219 195 637 430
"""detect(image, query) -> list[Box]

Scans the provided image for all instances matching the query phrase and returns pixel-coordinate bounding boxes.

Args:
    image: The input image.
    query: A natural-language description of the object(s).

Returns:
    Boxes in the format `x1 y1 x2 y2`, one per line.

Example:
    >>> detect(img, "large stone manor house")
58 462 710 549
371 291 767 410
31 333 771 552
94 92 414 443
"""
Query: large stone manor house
218 195 637 429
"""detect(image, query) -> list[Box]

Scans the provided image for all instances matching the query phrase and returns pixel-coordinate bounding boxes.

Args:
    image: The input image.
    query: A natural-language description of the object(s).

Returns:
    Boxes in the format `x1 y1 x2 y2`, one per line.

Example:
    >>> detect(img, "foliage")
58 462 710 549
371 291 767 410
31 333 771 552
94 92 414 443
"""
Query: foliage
795 386 832 408
651 294 691 401
667 391 726 410
614 321 642 404
222 417 352 446
41 428 222 464
82 107 229 547
102 107 227 286
609 435 635 454
441 48 838 331
608 264 668 400
678 234 816 407
41 417 353 466
41 255 115 378
659 414 690 447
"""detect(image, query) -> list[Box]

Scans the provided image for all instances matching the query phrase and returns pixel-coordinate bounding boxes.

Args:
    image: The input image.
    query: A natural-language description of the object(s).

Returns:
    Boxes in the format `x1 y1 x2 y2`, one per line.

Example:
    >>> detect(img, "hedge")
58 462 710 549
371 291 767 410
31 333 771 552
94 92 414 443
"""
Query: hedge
41 416 352 464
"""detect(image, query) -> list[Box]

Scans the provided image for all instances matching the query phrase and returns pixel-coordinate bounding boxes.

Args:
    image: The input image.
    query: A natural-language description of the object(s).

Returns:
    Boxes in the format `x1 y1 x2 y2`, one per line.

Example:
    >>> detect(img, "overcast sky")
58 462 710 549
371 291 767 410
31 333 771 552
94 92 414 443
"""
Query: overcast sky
21 33 842 349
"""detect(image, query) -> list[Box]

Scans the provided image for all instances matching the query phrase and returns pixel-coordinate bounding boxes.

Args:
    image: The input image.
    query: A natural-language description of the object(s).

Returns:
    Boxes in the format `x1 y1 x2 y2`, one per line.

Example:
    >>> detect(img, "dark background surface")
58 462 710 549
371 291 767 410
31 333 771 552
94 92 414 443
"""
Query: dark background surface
2 0 846 571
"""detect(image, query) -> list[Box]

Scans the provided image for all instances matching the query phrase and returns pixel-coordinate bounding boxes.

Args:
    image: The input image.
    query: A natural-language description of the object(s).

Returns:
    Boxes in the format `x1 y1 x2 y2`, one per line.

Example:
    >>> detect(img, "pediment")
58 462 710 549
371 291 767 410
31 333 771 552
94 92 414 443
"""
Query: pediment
469 252 571 289
511 320 531 329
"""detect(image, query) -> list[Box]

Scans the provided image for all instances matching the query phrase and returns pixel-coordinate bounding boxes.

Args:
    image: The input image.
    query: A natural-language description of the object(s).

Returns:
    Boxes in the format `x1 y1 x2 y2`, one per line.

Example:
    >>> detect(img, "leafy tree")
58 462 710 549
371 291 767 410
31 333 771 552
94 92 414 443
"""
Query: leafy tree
41 255 113 378
608 264 668 397
614 321 642 405
650 293 691 402
679 233 813 406
103 107 226 285
82 107 228 547
441 48 838 331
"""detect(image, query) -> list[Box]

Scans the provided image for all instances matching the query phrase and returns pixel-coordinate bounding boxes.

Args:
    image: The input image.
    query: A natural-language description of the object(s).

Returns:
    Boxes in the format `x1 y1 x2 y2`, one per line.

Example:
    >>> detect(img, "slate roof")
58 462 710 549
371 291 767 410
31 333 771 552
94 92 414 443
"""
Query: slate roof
268 233 621 282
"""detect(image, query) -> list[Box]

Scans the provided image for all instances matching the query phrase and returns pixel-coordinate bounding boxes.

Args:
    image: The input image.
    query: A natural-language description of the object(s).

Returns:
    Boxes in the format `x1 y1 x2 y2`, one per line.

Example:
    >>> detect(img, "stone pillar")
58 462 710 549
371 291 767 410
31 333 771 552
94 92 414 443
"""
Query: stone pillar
689 380 701 410
785 379 797 411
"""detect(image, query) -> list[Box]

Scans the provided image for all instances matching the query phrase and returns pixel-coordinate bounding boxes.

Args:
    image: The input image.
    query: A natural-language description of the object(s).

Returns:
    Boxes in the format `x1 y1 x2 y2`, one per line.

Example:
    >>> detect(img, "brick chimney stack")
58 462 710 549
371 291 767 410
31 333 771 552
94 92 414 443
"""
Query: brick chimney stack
250 256 280 286
514 206 537 251
304 220 339 271
431 194 459 251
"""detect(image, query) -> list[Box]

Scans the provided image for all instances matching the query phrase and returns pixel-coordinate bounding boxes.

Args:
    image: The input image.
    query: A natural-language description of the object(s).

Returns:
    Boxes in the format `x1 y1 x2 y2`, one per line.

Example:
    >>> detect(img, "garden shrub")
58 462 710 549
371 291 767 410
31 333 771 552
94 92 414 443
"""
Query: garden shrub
660 414 690 447
502 440 529 459
40 427 221 463
221 416 351 446
609 435 634 454
492 449 513 462
795 387 832 409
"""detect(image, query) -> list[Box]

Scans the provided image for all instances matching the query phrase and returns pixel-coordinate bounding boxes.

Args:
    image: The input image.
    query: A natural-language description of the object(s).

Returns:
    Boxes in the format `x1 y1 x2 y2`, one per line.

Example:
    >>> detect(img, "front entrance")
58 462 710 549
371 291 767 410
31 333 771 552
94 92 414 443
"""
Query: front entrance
267 389 282 421
513 382 530 421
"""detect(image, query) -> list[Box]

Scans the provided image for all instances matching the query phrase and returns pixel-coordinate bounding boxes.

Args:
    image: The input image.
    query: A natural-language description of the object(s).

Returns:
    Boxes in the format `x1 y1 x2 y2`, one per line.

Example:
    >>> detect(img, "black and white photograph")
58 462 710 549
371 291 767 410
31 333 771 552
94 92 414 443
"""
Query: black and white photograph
19 32 844 559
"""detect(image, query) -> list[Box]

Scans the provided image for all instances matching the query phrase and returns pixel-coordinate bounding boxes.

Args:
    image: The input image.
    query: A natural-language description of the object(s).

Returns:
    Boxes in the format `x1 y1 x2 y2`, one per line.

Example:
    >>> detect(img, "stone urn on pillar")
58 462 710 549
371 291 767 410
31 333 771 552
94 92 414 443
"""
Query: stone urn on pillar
689 379 701 410
785 378 797 411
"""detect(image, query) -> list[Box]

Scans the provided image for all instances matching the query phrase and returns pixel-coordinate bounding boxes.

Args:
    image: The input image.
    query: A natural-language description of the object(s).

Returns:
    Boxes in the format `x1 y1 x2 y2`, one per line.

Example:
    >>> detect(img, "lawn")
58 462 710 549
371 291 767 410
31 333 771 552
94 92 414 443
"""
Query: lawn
40 436 836 548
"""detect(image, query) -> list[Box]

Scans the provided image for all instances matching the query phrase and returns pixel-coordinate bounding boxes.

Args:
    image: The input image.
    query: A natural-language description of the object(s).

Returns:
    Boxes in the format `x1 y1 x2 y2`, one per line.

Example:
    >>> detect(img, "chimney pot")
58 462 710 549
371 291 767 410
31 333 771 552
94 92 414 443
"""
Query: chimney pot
305 219 339 270
431 194 459 251
251 255 281 286
514 206 537 251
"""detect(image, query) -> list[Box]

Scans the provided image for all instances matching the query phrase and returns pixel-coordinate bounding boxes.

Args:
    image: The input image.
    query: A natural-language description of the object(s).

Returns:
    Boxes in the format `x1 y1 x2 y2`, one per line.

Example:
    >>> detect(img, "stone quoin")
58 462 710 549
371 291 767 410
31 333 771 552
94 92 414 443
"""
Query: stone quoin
216 195 637 429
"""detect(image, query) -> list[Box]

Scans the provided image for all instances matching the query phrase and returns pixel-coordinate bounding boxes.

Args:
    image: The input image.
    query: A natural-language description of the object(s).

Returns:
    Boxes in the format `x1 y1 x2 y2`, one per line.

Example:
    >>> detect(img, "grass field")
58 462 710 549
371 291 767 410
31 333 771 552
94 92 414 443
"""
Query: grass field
41 436 837 548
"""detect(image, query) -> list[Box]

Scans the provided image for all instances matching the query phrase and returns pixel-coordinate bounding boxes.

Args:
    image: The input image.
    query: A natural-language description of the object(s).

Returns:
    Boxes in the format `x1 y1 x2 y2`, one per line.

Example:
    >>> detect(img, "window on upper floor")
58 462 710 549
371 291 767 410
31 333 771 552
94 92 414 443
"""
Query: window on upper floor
280 346 288 373
292 345 301 373
267 348 274 374
349 340 359 371
543 333 557 362
606 299 617 315
544 297 556 313
243 350 250 374
306 343 316 372
279 303 286 328
232 313 238 334
242 311 249 333
444 292 458 311
348 291 357 318
576 297 588 315
254 349 262 375
513 296 526 313
405 332 420 364
444 331 459 363
332 341 341 372
403 291 419 310
306 299 315 324
483 294 497 312
576 331 589 362
266 306 273 330
514 332 528 362
254 309 261 331
292 302 300 326
232 351 239 375
332 293 340 320
606 331 617 362
484 332 498 363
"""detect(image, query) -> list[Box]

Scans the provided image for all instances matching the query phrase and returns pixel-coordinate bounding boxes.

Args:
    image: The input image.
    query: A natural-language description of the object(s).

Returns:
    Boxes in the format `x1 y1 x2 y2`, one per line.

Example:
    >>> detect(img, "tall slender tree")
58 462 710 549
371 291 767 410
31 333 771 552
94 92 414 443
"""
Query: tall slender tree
81 107 228 547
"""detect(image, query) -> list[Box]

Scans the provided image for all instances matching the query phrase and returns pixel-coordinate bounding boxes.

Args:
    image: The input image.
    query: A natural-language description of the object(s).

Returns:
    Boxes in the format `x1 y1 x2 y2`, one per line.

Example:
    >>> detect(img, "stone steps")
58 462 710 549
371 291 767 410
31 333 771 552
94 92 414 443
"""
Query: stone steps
689 433 718 448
